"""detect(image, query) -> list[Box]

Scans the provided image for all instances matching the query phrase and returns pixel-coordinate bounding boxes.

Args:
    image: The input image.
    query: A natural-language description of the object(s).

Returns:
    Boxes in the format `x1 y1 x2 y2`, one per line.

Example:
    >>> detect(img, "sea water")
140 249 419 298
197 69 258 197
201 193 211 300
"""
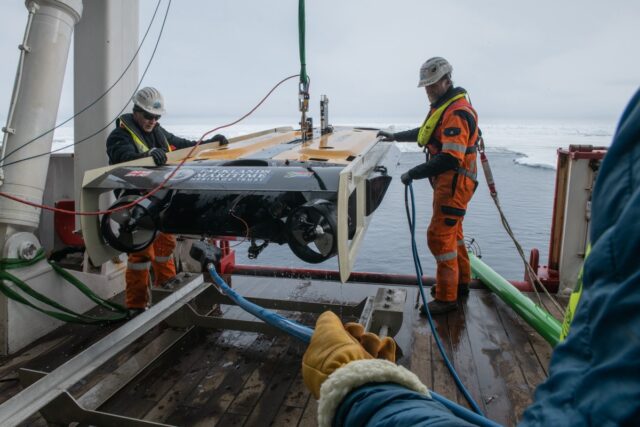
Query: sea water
49 118 615 280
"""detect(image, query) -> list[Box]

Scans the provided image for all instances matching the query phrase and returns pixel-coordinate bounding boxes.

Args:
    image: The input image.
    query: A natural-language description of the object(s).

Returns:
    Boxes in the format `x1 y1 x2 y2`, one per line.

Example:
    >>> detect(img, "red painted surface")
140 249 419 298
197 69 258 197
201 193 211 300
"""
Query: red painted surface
54 200 85 246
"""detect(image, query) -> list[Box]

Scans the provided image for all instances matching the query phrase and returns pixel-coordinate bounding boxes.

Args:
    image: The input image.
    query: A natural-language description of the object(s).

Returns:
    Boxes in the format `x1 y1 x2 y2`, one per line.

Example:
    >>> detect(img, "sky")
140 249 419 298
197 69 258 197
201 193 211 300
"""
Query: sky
1 0 639 126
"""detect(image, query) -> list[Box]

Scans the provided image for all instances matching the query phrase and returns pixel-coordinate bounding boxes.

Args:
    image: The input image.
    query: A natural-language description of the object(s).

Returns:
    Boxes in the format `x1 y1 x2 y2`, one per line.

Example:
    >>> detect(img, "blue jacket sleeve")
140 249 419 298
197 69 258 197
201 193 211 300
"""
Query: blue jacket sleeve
334 383 475 427
519 89 640 426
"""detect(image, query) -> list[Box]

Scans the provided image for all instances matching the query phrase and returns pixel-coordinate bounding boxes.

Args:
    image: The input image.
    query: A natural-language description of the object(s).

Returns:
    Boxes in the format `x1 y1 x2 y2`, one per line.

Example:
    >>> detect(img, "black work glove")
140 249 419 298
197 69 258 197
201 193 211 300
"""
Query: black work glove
377 130 395 141
206 134 229 146
147 147 167 166
401 172 413 186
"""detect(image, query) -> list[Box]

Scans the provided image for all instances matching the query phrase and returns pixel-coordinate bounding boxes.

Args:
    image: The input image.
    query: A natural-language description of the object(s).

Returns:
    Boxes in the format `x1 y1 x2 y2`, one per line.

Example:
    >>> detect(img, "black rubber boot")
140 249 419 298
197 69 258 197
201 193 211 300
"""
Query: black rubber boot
420 299 458 316
430 283 470 298
458 283 470 296
127 307 147 319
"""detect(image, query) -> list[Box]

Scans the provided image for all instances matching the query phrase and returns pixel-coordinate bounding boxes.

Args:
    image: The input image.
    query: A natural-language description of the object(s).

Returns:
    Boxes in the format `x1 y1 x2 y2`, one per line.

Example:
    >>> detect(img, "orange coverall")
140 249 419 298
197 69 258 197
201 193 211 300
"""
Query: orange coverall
125 232 177 308
426 97 479 302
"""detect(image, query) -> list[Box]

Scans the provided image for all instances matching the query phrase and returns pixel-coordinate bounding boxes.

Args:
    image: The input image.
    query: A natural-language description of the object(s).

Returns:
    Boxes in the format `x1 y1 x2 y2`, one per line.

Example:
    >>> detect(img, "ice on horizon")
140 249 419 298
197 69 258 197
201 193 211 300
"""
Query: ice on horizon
47 119 614 170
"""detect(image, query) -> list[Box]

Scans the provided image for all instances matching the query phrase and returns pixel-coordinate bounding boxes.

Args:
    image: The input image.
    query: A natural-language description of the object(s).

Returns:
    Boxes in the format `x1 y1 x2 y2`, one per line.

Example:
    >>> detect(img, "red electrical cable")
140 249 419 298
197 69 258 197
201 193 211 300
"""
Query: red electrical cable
0 74 299 216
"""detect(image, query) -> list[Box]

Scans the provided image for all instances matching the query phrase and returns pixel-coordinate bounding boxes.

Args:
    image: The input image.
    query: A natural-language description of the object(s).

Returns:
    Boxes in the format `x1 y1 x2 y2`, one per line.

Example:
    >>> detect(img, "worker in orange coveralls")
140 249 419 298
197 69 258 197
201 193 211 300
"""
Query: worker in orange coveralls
106 87 228 315
378 57 479 314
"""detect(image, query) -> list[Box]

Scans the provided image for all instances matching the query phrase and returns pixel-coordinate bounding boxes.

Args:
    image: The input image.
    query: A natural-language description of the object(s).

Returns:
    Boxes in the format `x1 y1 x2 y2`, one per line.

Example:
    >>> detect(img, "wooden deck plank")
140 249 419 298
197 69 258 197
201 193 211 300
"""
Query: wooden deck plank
282 371 310 409
493 294 550 392
409 325 433 389
166 335 291 426
146 334 269 423
463 290 531 426
242 344 303 426
271 405 305 426
98 329 217 418
298 397 318 427
215 412 247 426
430 315 460 403
0 274 561 427
446 297 485 412
0 335 69 381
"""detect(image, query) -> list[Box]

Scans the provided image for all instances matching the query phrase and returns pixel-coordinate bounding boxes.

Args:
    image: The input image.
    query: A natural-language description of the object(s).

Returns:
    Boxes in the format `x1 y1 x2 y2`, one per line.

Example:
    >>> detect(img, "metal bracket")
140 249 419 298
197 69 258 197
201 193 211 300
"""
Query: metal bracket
0 275 208 426
365 287 406 337
19 370 171 427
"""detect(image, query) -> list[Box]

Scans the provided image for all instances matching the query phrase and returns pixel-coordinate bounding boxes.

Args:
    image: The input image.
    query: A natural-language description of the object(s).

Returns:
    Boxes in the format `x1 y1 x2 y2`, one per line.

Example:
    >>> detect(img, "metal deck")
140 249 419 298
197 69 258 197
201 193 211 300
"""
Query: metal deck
0 275 564 427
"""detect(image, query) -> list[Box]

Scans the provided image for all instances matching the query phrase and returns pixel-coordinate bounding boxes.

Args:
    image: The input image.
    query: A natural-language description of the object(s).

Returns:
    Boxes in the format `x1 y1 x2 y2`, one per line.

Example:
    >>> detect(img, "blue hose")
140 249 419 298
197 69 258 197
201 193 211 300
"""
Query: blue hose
207 264 313 344
206 263 501 427
404 183 485 416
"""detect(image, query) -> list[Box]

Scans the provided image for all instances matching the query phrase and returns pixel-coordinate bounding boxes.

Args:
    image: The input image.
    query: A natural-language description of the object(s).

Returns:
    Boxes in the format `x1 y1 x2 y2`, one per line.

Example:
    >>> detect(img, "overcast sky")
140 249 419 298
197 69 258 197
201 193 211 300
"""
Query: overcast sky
1 1 639 125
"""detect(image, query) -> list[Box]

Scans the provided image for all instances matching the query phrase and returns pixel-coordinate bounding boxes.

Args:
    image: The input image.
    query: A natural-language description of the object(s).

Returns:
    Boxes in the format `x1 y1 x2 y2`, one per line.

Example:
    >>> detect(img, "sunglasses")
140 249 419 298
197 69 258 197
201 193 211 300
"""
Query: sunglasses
140 111 161 121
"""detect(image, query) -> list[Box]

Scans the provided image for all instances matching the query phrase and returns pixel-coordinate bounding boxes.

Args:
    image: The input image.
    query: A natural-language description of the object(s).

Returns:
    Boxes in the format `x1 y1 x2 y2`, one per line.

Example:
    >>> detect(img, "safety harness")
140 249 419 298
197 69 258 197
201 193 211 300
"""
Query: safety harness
418 92 479 190
118 114 172 154
417 93 467 147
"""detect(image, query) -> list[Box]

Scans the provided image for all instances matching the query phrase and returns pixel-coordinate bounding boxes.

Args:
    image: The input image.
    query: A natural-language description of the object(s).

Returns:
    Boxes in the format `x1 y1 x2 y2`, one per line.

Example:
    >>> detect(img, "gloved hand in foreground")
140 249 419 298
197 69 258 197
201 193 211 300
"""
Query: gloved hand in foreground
302 311 396 399
206 134 229 145
377 130 395 141
147 147 167 166
401 172 413 185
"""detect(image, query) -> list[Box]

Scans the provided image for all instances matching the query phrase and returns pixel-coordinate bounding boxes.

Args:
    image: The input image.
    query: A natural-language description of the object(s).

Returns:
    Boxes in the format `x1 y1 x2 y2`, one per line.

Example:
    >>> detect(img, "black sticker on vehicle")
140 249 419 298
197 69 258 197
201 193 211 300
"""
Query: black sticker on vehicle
444 127 461 136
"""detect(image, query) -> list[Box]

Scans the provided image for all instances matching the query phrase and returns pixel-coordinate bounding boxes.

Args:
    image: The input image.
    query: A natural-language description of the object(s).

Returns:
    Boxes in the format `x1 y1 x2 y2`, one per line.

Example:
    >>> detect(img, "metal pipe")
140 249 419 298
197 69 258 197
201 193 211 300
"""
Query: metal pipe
233 264 437 286
231 264 540 291
0 3 38 173
469 252 562 346
0 0 83 234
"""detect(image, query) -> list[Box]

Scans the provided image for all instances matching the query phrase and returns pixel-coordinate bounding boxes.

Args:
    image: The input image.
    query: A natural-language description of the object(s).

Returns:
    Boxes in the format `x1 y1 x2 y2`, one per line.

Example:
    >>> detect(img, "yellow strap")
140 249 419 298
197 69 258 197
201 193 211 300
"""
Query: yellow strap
120 119 150 153
559 243 591 340
417 93 466 147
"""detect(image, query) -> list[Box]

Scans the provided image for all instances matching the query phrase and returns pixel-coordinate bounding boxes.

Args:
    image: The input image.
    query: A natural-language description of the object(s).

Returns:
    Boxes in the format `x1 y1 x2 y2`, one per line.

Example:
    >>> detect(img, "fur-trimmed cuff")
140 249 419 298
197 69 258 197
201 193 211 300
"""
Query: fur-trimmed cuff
317 359 429 427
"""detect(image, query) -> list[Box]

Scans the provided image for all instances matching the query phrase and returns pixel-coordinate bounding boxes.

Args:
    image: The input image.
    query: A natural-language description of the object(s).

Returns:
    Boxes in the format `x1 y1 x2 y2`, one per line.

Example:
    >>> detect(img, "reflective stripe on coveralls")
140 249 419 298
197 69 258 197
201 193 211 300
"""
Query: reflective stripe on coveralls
118 115 173 154
127 261 151 270
125 232 177 309
434 251 457 262
425 97 479 302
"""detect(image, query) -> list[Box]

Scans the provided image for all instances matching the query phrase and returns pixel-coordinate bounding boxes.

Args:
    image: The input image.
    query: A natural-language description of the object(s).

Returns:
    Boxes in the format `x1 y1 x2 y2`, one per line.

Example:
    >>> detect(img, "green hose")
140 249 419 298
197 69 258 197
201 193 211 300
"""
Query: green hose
298 0 309 86
469 252 562 346
0 249 128 324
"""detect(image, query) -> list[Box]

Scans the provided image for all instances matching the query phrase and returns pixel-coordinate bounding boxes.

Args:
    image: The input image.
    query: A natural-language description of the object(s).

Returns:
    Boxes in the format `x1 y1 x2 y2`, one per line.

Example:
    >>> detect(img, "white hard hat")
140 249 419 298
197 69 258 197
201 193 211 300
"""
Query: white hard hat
132 87 166 115
417 57 453 88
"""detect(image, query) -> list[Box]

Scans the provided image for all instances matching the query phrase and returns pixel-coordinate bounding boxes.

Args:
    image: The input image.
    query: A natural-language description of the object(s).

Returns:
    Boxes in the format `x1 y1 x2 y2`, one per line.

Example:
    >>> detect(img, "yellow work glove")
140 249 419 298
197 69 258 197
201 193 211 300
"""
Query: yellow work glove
344 322 397 361
302 311 397 399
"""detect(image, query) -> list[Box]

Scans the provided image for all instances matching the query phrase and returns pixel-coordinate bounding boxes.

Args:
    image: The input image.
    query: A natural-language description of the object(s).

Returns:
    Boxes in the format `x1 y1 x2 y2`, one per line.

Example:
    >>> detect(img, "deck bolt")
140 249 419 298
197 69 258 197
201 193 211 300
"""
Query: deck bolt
19 241 38 260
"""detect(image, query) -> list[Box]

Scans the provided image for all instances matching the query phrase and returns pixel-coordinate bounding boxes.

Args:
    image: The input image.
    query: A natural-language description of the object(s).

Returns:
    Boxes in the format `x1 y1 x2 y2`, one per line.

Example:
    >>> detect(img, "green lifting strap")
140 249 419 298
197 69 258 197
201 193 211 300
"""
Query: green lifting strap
298 0 309 86
0 249 129 324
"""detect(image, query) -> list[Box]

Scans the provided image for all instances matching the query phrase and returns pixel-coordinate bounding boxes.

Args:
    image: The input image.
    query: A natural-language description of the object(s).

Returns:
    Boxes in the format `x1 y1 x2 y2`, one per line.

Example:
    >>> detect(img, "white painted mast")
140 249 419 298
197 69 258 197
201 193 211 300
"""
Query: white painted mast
0 0 138 354
0 0 82 255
